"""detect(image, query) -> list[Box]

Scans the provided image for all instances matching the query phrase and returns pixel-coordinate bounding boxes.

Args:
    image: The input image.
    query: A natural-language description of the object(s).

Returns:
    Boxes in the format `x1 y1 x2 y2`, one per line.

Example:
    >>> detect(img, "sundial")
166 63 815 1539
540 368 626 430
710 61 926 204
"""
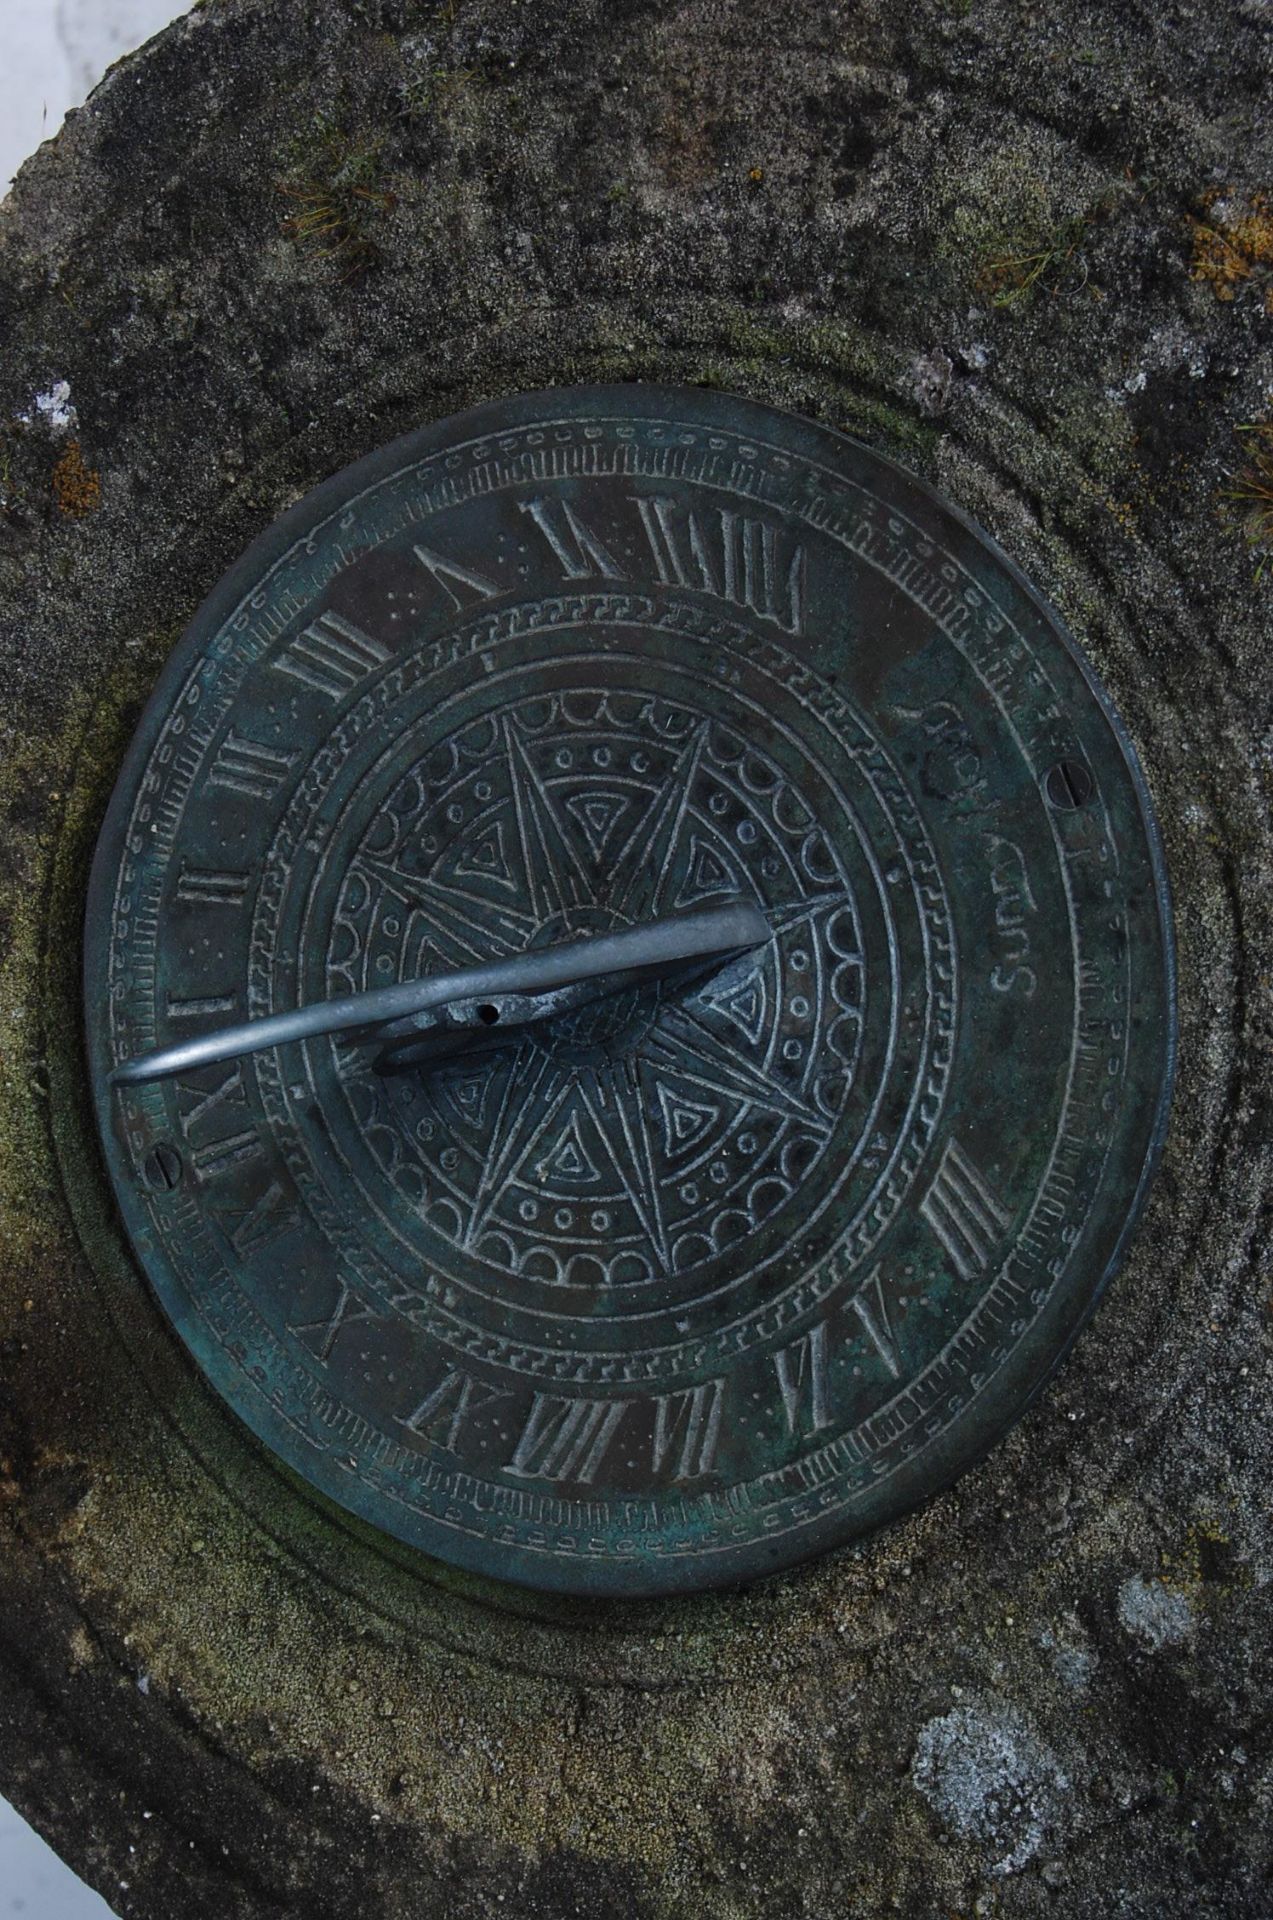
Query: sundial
84 384 1175 1596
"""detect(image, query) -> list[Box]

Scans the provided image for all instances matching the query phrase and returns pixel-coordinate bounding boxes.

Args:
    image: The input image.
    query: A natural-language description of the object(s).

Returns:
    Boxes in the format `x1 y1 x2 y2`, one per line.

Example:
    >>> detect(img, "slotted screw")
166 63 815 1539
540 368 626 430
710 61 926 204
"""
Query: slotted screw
1044 759 1094 810
142 1141 184 1191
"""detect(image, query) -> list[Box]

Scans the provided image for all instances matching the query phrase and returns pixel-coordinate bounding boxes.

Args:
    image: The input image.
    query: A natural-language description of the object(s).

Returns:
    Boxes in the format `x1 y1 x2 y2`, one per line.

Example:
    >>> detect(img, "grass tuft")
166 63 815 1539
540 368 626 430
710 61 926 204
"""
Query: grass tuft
279 120 395 281
976 209 1093 310
397 61 482 119
1219 421 1273 581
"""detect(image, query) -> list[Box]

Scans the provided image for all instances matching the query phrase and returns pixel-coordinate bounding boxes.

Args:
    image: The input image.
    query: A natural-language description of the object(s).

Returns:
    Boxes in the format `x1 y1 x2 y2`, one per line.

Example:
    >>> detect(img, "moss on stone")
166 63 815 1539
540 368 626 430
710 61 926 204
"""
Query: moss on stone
936 145 1114 314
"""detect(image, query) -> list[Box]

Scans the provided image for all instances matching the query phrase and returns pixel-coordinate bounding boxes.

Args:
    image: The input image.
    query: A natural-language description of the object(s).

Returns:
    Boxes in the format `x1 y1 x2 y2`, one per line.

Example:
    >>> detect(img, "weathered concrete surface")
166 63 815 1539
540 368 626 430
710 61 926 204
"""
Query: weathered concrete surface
0 1 1270 1914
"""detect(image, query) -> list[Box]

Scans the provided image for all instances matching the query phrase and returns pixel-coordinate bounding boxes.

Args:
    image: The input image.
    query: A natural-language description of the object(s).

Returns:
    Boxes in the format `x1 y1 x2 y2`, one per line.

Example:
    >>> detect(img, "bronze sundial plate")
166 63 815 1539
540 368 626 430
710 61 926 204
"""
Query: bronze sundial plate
85 386 1175 1596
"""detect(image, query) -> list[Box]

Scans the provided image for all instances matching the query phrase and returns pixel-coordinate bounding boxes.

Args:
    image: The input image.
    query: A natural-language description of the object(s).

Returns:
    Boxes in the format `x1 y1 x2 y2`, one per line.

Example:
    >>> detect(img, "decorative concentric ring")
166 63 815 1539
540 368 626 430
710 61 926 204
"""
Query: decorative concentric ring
271 627 948 1342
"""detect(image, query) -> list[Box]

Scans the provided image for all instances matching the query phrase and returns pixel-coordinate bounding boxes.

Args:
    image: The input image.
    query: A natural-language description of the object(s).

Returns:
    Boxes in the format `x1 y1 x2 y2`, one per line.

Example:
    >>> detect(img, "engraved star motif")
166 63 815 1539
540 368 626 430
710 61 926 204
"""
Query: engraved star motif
373 709 846 1278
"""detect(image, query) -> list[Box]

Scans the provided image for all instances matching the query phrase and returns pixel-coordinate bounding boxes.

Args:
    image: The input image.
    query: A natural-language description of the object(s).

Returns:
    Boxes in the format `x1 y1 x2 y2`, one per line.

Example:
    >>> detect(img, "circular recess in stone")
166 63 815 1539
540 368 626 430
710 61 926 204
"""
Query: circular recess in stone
84 384 1175 1596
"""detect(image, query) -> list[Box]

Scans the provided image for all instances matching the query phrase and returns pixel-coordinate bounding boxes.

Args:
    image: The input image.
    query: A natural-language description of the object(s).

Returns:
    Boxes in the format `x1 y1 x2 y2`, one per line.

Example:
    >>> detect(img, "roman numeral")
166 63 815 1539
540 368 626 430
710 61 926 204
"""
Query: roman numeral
207 730 299 800
176 1064 248 1134
165 992 238 1020
189 1128 262 1179
273 611 390 701
635 493 715 590
290 1278 374 1363
518 495 624 580
633 493 806 635
176 1066 261 1181
506 1394 629 1484
849 1265 902 1379
720 509 804 634
651 1379 724 1482
218 1179 296 1259
773 1321 832 1437
400 1369 509 1452
920 1138 1011 1282
412 540 500 610
175 864 252 907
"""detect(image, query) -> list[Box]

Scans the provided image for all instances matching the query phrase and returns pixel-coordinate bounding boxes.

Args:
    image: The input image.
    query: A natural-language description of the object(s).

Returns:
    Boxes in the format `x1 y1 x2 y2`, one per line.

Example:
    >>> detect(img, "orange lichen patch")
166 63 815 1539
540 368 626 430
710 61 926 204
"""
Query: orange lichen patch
51 440 101 517
1189 190 1273 301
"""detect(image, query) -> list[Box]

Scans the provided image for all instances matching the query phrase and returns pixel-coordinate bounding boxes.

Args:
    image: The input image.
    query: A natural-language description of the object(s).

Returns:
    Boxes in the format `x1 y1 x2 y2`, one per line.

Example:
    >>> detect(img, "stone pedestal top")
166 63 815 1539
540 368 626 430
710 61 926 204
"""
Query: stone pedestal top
0 2 1269 1914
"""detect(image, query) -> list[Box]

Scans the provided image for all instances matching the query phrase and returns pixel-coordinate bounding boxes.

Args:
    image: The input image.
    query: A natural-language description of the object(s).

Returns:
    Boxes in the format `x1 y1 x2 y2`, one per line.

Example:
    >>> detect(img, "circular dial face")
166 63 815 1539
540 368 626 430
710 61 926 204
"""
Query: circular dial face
86 386 1175 1596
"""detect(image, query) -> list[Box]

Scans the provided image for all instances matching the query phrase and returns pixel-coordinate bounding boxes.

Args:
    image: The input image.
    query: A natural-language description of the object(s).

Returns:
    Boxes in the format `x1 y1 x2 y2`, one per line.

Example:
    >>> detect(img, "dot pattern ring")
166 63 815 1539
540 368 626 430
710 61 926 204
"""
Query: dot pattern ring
85 385 1176 1596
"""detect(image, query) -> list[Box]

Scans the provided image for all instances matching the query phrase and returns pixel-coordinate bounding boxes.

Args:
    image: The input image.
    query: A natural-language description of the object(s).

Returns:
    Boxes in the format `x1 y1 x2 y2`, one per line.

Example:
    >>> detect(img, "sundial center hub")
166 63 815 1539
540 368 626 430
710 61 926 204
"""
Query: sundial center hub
525 907 661 1062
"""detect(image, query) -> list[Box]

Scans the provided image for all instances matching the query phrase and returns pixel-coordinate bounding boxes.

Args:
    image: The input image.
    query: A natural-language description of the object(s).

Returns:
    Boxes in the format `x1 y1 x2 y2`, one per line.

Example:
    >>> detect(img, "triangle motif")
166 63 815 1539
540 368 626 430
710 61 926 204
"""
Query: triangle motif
436 1068 492 1131
534 1110 602 1187
655 1080 721 1160
699 969 767 1047
450 819 516 890
675 834 739 907
564 790 632 862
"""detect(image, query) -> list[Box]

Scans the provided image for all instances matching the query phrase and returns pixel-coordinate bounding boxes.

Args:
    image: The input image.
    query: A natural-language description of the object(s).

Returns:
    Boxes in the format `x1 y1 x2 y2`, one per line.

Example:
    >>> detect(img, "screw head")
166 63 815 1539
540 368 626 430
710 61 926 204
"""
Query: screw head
142 1141 183 1191
1044 759 1095 810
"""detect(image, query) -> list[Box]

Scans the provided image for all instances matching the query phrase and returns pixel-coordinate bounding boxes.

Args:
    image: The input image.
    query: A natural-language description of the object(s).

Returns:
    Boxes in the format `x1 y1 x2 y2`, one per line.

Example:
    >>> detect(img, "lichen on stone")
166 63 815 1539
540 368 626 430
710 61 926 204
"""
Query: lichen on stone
1116 1574 1195 1653
1189 190 1273 305
50 440 101 517
912 1696 1071 1876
